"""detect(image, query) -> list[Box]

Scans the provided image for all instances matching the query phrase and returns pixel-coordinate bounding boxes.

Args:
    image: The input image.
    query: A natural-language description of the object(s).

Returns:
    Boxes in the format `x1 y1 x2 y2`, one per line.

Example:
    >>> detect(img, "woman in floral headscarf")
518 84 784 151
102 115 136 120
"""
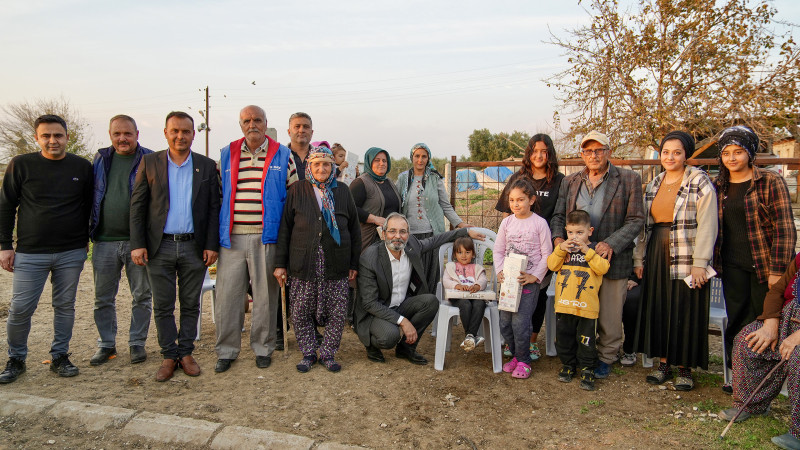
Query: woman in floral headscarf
713 125 797 393
274 146 361 373
396 143 471 291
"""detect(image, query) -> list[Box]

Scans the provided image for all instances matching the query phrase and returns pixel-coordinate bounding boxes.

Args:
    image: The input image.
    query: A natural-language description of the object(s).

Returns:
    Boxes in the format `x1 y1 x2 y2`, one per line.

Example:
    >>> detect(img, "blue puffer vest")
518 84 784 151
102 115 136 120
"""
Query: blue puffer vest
90 144 153 240
219 136 290 247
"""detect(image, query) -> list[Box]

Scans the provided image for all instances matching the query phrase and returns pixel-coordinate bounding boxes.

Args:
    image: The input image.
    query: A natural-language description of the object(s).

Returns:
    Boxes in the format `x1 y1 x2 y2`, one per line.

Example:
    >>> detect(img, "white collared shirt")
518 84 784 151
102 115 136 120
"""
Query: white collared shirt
386 245 411 309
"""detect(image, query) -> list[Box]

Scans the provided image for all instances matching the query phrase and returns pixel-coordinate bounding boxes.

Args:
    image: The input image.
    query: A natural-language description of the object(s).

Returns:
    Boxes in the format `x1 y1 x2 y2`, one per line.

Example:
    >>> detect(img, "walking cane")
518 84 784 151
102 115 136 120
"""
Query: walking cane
281 277 289 357
719 358 786 440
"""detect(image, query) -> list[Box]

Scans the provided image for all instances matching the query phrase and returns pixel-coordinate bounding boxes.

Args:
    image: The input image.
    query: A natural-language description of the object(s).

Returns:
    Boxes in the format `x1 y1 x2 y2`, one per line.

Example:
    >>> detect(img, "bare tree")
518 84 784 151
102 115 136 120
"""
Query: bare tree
547 0 800 156
0 97 93 160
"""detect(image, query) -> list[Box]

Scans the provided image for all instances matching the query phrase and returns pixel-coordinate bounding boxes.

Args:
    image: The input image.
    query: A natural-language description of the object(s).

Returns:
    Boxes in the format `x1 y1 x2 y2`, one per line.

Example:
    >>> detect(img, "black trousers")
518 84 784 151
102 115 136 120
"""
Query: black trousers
368 293 438 352
146 239 206 359
555 313 597 370
721 265 768 369
622 280 642 354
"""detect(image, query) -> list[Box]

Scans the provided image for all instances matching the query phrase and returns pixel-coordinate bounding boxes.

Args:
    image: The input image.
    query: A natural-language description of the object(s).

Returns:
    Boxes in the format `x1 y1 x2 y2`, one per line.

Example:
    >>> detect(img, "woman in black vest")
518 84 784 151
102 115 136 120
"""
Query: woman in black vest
350 147 402 251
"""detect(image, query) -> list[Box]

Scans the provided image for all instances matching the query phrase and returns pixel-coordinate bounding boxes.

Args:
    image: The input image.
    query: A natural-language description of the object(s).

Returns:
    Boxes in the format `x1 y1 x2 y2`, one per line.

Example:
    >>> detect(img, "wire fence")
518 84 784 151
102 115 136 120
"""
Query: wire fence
445 157 800 231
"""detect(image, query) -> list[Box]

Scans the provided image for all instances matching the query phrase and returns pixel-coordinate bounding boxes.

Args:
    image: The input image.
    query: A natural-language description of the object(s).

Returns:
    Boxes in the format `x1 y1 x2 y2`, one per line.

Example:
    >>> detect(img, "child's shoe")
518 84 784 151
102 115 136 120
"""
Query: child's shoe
460 334 476 352
474 335 485 347
502 357 519 373
512 361 532 379
620 352 637 366
529 342 541 361
558 365 575 383
579 368 595 391
503 344 512 357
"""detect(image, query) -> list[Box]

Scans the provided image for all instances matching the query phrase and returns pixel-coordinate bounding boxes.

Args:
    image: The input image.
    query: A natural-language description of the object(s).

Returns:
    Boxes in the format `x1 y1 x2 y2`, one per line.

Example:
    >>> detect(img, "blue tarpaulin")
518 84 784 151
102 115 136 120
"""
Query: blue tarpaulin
483 166 513 183
455 169 480 192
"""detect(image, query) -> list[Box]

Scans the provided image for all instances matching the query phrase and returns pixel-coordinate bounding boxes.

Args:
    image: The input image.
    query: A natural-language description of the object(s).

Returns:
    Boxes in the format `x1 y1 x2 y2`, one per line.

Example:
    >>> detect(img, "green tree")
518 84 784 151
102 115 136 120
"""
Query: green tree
0 97 93 160
467 128 530 161
547 0 800 153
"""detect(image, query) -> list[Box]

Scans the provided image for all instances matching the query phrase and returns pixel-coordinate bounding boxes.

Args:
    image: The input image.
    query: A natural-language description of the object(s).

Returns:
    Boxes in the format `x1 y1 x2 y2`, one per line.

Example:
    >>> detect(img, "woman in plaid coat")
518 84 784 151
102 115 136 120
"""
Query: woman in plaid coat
633 131 717 391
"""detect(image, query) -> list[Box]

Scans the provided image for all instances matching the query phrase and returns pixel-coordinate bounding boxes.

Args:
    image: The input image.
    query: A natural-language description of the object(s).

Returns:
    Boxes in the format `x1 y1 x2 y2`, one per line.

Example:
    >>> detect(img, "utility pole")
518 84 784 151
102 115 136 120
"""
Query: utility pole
204 86 210 157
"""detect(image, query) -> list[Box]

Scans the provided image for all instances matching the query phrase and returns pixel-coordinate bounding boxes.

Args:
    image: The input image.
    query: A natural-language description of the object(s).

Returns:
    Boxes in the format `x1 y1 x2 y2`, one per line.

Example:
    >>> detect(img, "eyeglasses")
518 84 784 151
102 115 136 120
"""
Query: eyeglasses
385 228 409 236
581 148 608 157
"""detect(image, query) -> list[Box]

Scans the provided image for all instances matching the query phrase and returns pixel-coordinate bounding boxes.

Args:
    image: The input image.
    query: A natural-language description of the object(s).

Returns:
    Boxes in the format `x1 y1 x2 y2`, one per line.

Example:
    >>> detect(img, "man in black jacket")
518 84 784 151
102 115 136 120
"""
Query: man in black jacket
354 213 483 365
130 111 220 382
0 114 93 384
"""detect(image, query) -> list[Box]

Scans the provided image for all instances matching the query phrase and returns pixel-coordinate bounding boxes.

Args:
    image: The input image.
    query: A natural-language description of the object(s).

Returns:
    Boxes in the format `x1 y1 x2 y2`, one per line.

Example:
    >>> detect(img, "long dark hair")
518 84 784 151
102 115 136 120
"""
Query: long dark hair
521 134 559 184
714 146 755 195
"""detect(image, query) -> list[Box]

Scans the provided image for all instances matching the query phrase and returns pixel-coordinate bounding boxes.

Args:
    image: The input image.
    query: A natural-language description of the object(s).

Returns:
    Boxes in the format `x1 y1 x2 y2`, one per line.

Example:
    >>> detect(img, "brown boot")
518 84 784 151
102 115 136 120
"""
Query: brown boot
155 359 178 382
179 355 201 377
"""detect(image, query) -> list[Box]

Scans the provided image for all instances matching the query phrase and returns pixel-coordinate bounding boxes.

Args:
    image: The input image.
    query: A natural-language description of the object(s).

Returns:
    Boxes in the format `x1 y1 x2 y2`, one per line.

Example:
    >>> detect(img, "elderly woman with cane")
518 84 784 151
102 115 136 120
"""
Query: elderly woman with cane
274 146 361 373
718 252 800 449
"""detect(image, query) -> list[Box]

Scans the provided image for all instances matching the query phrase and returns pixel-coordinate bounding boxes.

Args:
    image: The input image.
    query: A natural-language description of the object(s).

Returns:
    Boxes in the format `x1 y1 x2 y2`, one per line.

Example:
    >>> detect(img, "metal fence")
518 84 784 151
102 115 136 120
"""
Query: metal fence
446 157 800 231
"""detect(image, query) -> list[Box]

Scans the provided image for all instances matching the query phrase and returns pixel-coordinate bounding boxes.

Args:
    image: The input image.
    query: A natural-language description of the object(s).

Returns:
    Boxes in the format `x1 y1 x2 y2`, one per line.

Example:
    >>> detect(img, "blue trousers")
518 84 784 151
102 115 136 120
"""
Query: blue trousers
92 240 152 348
6 248 87 360
500 283 539 364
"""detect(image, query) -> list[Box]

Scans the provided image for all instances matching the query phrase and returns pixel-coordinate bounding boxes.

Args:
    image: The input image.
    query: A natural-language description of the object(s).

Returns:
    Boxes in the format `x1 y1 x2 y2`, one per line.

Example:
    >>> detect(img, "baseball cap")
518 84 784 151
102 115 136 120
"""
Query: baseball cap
580 130 610 149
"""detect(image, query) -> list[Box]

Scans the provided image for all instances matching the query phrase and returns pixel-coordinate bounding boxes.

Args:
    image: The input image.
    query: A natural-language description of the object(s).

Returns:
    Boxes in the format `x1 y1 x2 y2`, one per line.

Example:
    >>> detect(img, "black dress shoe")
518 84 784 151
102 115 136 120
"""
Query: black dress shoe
256 356 271 369
395 349 428 365
90 347 116 366
129 346 147 364
366 345 385 363
0 358 26 384
215 359 234 373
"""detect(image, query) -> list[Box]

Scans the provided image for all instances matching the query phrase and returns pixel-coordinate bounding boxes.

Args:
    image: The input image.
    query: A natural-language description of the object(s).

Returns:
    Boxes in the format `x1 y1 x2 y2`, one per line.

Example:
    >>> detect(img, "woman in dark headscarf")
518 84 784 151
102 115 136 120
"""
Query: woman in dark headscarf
396 143 470 292
713 125 797 393
349 147 402 251
274 146 361 373
632 131 717 390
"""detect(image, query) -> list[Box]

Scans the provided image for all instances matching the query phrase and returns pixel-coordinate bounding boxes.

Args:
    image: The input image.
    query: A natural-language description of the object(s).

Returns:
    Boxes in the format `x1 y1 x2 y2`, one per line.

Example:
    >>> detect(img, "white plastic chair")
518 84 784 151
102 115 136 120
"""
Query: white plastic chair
544 278 557 356
709 277 732 384
195 269 217 341
433 228 503 373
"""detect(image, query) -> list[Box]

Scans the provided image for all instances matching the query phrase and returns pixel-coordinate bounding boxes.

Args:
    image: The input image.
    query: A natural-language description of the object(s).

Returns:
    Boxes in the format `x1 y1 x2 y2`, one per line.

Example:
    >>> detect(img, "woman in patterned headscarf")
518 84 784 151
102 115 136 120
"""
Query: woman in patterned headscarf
718 253 800 449
396 143 471 292
713 126 797 393
274 146 361 373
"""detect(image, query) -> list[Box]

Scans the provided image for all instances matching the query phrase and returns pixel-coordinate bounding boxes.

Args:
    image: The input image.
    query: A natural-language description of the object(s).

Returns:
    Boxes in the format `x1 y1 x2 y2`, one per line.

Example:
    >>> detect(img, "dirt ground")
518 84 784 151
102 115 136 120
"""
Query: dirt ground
0 266 792 449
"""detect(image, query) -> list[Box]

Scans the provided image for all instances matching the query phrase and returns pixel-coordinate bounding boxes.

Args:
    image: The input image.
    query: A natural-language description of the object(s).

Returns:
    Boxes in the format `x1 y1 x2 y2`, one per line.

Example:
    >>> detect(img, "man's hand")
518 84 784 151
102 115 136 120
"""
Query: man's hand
203 250 218 266
689 266 708 289
595 242 613 260
131 248 148 266
348 269 358 282
467 228 485 241
554 237 565 247
633 266 643 279
768 274 781 289
517 272 539 285
274 268 287 287
627 279 638 291
0 249 15 272
399 318 417 345
745 318 779 354
779 329 800 361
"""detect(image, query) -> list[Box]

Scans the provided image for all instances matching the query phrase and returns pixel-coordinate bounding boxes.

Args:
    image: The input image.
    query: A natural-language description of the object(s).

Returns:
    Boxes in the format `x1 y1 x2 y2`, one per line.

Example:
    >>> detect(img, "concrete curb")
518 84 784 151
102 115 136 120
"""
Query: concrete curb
0 391 368 448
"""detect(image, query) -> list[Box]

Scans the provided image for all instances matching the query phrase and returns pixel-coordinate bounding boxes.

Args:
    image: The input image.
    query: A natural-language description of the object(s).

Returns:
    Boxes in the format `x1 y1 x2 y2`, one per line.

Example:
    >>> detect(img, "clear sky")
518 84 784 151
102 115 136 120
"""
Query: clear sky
1 0 797 162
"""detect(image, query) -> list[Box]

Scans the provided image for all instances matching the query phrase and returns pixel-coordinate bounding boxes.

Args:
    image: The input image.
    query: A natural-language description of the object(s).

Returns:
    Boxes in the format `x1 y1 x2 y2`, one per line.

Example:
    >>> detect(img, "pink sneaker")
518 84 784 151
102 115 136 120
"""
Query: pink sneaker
502 357 519 373
512 361 532 379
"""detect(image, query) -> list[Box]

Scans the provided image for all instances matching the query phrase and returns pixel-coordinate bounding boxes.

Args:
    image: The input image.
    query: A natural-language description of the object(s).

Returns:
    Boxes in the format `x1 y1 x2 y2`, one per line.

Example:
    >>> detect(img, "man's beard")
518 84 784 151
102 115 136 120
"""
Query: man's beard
386 238 406 252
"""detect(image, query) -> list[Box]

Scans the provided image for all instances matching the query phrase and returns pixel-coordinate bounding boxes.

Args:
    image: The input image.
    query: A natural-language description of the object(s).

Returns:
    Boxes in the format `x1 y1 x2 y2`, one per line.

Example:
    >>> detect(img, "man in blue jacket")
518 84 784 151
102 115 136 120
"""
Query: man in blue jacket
89 115 153 366
213 105 297 373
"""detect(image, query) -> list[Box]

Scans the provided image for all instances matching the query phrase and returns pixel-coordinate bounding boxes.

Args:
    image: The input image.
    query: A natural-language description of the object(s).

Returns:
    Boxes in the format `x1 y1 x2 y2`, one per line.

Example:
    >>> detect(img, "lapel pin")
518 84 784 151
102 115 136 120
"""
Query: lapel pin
195 168 199 172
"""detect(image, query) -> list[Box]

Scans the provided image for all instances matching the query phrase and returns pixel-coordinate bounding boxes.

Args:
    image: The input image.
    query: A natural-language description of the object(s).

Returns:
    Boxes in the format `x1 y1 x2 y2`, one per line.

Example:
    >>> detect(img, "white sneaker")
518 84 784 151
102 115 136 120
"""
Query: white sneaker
474 335 485 347
461 334 476 352
620 352 637 366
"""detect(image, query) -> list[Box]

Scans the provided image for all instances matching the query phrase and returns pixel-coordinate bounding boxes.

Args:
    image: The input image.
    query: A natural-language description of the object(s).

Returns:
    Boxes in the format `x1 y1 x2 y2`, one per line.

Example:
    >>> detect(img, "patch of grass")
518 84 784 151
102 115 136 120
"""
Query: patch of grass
580 406 588 414
588 399 605 407
709 355 724 365
693 414 789 449
695 398 720 412
611 366 625 376
695 371 724 388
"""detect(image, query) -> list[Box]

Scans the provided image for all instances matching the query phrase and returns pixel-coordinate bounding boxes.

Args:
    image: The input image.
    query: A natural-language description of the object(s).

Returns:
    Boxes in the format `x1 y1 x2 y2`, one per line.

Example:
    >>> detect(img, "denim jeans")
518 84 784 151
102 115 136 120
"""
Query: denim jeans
92 240 152 348
500 282 540 364
146 239 206 359
6 248 87 360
